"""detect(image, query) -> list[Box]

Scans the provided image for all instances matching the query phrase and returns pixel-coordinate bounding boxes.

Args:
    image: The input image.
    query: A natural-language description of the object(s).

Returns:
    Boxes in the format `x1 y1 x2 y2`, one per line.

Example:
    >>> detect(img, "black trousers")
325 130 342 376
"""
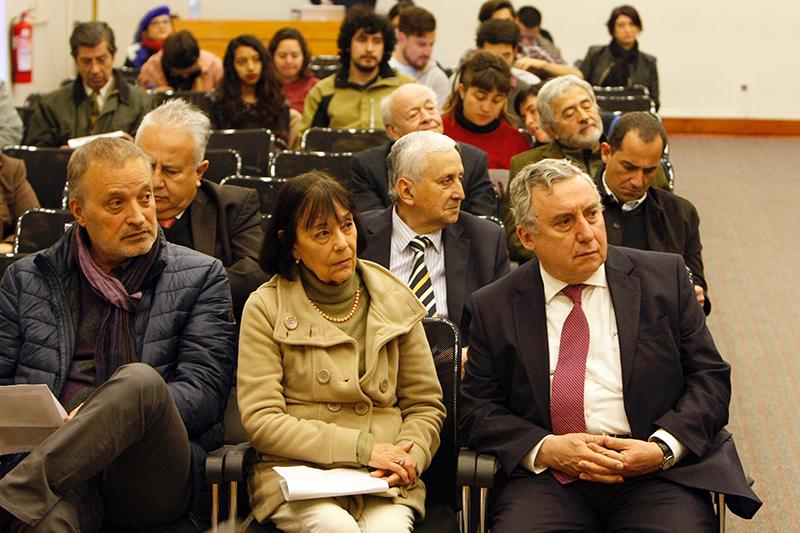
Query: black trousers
490 470 717 533
0 363 191 532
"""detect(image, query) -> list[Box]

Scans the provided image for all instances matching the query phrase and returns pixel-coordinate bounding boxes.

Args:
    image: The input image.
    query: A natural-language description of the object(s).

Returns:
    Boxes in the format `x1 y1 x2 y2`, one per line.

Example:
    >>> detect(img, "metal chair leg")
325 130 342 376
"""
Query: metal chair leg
211 483 219 533
718 492 726 533
462 486 471 533
229 480 238 529
479 487 488 533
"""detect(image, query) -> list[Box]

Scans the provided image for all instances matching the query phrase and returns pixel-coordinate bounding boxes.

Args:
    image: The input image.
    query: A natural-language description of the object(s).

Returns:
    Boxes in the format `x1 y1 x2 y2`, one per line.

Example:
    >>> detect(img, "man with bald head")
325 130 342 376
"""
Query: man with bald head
351 83 497 215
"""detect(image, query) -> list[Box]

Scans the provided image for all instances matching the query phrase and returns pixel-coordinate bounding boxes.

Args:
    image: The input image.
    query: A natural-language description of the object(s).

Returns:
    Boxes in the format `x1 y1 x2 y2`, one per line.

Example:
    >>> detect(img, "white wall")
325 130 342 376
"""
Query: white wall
6 0 800 119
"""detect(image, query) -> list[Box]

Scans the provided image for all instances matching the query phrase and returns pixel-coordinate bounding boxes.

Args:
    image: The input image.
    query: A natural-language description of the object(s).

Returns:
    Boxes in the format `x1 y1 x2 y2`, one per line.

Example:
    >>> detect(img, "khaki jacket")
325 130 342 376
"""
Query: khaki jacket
237 260 446 522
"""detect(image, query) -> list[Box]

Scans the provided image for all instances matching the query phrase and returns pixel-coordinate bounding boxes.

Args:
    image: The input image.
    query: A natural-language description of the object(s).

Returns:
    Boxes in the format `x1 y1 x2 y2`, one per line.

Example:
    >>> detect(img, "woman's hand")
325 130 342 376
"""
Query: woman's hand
368 441 417 487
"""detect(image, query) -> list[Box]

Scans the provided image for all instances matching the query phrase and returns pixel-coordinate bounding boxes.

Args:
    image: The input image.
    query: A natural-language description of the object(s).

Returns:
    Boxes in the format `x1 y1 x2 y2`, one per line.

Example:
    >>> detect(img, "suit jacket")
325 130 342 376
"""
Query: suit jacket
185 180 267 321
351 141 497 217
595 165 710 314
359 207 510 344
459 246 761 518
0 154 39 243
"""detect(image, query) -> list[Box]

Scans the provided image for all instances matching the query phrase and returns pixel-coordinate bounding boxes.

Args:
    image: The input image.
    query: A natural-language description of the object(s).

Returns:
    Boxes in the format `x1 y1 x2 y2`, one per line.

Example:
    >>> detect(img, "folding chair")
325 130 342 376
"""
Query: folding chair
2 146 72 209
208 129 276 176
220 176 285 216
309 55 341 79
204 149 242 184
271 151 354 188
300 128 389 153
592 84 651 100
14 208 74 253
596 94 657 114
0 252 28 278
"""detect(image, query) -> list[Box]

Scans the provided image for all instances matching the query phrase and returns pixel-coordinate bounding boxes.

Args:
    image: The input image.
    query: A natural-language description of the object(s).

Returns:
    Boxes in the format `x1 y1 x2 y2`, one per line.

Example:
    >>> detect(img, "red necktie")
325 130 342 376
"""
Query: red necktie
550 284 589 484
158 218 177 229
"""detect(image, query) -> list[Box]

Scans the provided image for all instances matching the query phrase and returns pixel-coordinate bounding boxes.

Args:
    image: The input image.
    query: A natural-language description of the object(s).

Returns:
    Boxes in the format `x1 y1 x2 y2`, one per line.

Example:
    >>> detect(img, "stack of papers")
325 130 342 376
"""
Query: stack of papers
273 466 390 501
67 130 126 149
0 384 67 454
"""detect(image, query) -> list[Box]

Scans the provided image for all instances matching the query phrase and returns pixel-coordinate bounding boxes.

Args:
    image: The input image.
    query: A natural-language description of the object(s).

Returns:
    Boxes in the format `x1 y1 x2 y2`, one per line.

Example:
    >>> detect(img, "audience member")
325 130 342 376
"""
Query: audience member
389 7 450 109
135 99 266 321
514 83 551 144
211 34 291 144
0 81 23 148
598 111 710 313
0 138 236 531
300 5 414 133
580 5 660 109
478 0 515 22
514 6 582 80
388 0 415 28
352 83 496 216
460 158 761 531
125 5 173 69
268 28 319 114
138 30 223 92
238 172 445 531
25 22 153 147
360 130 509 345
443 51 530 170
0 154 39 252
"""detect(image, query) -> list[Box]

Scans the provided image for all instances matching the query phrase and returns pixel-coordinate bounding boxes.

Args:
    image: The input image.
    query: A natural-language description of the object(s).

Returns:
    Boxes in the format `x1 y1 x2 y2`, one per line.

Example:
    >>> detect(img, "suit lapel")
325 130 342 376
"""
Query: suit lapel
513 261 552 429
190 187 217 257
443 222 468 331
605 248 640 399
360 207 392 266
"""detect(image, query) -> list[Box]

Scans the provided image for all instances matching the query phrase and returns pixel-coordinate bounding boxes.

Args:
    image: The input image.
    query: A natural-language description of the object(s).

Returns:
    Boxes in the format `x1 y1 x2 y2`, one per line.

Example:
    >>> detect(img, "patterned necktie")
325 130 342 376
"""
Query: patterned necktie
550 283 589 484
89 92 100 132
408 236 436 316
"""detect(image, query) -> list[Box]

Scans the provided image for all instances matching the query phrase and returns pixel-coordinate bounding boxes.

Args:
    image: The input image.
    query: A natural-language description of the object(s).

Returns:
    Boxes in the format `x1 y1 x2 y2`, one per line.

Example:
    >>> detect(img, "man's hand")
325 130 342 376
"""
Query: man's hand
595 437 664 478
514 57 547 72
64 402 83 422
535 433 624 484
694 285 705 308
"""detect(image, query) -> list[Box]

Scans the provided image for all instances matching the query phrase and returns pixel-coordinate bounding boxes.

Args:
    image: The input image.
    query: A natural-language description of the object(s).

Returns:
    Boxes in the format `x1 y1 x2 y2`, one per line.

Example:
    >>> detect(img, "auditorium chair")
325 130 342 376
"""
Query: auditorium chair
300 127 389 153
148 90 214 117
2 145 72 209
220 176 285 216
207 128 277 176
309 55 341 79
270 151 353 188
204 149 242 184
14 208 74 253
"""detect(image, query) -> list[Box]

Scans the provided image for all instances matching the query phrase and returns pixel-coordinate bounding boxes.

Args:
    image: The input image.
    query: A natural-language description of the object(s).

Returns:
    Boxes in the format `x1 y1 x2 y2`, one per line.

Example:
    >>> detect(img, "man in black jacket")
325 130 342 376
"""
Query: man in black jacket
351 83 497 216
597 112 709 313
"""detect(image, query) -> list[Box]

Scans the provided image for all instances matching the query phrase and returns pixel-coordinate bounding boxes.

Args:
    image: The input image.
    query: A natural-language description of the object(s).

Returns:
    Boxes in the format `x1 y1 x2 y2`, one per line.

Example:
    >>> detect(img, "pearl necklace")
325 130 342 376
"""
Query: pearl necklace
309 287 361 323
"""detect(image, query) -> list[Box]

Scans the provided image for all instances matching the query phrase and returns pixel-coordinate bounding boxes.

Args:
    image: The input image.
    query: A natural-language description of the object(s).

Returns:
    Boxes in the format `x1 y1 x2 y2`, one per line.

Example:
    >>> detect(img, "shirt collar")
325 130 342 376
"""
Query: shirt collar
601 170 648 212
539 262 607 304
83 75 114 100
391 206 443 253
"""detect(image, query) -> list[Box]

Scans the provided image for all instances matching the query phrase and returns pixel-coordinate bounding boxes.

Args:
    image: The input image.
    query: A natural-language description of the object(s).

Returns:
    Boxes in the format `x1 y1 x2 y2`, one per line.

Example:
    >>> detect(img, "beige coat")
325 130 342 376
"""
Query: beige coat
237 260 446 523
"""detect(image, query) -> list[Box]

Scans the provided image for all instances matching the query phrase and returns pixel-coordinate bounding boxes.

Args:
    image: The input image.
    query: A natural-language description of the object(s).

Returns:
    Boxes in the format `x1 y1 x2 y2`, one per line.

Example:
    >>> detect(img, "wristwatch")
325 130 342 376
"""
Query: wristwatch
652 437 676 470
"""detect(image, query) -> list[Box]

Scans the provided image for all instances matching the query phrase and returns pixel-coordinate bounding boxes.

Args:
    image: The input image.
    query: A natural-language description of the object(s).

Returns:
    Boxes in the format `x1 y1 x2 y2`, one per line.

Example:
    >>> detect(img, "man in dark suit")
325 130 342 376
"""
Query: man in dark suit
359 130 509 345
351 83 497 216
598 111 710 314
135 99 266 320
460 158 760 531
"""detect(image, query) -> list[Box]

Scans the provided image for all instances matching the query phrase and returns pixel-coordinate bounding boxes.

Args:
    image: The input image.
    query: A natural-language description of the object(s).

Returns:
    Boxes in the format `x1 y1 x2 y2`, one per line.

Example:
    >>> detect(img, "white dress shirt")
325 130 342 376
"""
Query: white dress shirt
522 264 686 473
389 207 449 318
601 172 648 212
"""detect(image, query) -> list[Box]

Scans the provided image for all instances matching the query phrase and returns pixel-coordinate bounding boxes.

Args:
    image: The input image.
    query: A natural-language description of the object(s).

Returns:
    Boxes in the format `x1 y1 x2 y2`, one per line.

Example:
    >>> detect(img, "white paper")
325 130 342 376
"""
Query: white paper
273 466 389 501
0 384 68 454
67 130 126 149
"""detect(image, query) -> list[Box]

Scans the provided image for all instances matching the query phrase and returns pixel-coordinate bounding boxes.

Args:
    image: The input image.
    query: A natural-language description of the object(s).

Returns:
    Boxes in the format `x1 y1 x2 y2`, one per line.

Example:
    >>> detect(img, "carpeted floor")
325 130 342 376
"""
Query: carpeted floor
669 135 800 532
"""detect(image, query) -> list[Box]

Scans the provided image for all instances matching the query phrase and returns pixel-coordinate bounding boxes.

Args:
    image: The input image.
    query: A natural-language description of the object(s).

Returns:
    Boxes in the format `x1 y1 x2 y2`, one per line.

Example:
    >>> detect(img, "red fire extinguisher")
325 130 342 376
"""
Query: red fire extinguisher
11 11 33 84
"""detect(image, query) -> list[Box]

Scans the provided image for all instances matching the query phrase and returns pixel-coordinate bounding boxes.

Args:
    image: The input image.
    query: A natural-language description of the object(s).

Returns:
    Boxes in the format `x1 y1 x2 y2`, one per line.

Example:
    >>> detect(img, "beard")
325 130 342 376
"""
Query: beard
352 56 379 74
403 50 429 71
562 124 602 150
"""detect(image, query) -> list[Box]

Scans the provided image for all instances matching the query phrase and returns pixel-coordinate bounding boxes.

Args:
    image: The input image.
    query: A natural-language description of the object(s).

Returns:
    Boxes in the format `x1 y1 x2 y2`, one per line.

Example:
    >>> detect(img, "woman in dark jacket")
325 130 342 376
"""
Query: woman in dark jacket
579 5 659 109
211 34 290 143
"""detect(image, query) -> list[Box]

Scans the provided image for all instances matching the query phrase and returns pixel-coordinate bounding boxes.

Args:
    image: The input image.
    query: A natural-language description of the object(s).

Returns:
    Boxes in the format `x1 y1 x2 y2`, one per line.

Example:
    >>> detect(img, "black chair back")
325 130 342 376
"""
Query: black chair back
148 90 214 116
592 84 651 99
14 208 74 253
596 94 656 114
310 55 341 79
301 128 389 153
220 176 285 216
271 151 353 188
204 149 242 184
118 66 140 87
3 146 72 209
207 128 276 176
421 316 461 512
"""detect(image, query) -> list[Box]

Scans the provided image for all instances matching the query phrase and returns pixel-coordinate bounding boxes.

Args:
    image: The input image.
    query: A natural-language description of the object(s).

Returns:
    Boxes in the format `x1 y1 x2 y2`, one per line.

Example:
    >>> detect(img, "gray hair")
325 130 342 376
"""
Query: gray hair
386 130 459 202
380 83 439 128
67 138 153 201
135 98 211 166
509 158 599 233
537 74 597 134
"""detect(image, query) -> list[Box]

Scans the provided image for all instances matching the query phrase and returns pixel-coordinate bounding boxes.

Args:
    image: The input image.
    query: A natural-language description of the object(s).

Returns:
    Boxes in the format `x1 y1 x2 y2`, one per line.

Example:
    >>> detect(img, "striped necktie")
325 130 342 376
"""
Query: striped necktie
408 236 436 316
550 283 589 484
89 92 100 132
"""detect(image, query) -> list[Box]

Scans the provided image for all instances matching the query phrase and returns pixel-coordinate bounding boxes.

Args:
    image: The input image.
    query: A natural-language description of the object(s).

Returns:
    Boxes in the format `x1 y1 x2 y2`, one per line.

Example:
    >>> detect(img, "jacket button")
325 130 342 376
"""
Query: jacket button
612 222 621 229
284 316 298 330
317 369 331 384
354 402 369 415
379 379 389 393
327 402 341 412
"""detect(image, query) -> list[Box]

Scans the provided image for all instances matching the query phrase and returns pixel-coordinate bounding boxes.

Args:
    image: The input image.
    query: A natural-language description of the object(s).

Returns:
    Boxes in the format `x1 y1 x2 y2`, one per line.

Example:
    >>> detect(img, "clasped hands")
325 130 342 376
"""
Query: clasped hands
535 433 665 484
368 441 417 488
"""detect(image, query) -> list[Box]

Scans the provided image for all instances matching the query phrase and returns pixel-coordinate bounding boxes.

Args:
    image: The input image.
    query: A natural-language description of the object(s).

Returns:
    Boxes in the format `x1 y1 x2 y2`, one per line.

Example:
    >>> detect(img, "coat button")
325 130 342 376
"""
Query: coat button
379 379 389 393
317 369 331 384
327 402 341 412
284 316 298 330
612 222 621 229
354 402 369 415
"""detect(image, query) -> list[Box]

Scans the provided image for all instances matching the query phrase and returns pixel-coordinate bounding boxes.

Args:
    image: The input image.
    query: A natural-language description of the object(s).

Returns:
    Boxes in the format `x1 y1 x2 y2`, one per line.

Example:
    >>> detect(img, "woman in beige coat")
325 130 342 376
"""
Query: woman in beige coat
237 171 446 532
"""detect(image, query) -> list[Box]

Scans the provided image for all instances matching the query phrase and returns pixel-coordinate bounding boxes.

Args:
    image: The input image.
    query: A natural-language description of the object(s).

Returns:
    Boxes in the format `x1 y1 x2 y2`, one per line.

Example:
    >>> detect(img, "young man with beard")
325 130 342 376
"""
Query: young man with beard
300 6 415 134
